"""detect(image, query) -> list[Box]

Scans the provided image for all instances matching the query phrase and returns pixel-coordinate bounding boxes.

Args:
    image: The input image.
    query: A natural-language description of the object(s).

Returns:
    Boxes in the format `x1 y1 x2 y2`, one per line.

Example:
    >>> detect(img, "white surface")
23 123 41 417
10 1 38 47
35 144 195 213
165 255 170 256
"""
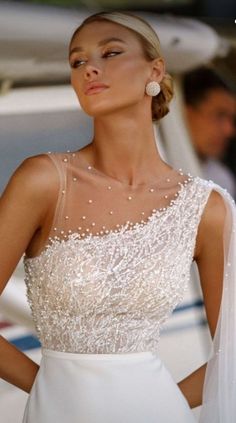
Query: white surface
0 2 228 84
0 86 79 115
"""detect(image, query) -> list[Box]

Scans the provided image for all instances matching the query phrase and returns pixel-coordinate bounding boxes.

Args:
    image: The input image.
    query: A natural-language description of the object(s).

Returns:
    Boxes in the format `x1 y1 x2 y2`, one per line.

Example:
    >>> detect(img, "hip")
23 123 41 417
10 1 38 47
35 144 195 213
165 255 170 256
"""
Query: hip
22 348 196 423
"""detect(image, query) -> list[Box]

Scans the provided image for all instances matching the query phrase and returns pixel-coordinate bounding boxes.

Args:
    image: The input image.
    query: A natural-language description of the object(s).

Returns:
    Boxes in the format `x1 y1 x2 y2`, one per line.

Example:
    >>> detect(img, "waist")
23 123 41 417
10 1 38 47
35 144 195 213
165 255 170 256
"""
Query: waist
42 348 156 361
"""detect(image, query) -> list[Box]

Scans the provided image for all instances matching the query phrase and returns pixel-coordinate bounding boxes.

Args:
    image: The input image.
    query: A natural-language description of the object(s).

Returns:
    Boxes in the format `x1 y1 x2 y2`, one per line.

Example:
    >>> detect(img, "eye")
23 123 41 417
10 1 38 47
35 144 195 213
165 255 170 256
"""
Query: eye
103 50 122 58
70 59 86 69
70 50 122 68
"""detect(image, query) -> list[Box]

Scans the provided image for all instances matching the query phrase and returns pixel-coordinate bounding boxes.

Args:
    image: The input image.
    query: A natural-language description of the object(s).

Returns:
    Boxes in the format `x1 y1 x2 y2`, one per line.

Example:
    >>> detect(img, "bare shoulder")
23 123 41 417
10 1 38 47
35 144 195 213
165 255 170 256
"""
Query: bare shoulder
201 188 226 225
194 188 227 260
2 153 59 201
0 153 60 229
12 153 57 186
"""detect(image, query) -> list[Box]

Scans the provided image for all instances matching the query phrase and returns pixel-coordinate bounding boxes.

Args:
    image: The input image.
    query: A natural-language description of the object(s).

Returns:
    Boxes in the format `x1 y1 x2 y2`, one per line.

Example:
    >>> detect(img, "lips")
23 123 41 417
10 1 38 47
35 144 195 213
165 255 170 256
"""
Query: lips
84 83 109 95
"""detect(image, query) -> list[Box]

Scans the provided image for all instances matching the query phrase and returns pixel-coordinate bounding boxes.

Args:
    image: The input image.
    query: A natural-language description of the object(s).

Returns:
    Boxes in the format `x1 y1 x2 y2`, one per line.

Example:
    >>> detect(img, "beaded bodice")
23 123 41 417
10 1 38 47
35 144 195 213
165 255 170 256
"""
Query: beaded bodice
23 151 214 353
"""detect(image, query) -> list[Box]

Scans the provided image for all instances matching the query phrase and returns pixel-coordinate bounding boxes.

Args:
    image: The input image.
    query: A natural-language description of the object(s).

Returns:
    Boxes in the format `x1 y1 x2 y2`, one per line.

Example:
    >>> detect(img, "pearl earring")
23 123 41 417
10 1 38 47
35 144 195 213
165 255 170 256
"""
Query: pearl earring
145 81 161 97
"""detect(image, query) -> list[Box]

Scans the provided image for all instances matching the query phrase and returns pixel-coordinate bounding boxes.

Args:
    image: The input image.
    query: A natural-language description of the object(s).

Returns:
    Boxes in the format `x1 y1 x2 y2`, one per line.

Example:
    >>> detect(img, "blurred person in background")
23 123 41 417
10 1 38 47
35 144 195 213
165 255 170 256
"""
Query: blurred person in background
222 133 236 178
182 66 236 199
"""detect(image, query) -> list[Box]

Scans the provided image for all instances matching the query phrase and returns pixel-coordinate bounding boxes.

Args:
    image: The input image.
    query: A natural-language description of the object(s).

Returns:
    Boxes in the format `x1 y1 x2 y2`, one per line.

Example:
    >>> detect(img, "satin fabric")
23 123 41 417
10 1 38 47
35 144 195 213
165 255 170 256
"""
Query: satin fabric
22 348 196 423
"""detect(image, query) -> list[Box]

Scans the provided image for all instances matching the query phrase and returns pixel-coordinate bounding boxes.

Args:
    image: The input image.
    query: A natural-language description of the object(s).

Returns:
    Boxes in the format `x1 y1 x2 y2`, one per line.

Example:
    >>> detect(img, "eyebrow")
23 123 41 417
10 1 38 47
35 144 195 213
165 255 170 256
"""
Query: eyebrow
69 37 127 58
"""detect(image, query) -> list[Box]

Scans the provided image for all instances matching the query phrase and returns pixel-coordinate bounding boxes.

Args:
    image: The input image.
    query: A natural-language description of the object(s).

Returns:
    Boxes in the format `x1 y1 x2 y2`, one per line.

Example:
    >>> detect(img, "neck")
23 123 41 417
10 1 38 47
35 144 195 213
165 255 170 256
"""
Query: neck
81 109 169 186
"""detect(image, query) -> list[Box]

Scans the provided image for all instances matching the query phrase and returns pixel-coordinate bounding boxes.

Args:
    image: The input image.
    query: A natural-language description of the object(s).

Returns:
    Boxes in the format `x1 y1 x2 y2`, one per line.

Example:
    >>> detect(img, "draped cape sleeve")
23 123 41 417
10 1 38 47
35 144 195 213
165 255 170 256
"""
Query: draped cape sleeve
199 182 236 423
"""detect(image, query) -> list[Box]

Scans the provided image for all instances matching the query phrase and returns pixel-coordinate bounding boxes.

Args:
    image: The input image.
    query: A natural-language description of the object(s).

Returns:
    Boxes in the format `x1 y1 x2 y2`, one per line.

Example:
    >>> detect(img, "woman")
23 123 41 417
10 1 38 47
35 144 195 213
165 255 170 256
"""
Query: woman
0 11 235 423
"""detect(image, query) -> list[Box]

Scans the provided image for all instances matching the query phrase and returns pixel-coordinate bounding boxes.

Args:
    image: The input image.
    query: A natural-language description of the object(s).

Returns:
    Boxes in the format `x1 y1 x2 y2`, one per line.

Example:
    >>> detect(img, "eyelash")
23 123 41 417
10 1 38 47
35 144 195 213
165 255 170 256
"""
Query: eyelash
70 51 122 69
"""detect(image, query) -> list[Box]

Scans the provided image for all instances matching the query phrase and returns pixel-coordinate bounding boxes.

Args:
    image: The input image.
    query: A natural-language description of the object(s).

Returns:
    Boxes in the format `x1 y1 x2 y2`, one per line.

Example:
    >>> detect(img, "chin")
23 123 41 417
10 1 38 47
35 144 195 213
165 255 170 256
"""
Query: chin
207 150 225 159
80 94 141 118
82 106 112 118
80 98 112 116
82 102 127 118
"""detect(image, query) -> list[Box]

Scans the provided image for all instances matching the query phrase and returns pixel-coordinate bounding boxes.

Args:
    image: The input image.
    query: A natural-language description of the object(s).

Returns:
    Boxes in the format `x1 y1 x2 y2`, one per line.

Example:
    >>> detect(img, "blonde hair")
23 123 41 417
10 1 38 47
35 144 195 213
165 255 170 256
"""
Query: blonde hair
70 11 174 121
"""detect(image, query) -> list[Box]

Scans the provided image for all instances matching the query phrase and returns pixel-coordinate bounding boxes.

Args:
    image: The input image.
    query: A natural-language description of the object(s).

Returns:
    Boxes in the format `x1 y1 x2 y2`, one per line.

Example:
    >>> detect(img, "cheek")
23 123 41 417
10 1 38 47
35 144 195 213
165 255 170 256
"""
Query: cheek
108 56 148 91
194 115 212 135
70 72 89 109
71 72 81 93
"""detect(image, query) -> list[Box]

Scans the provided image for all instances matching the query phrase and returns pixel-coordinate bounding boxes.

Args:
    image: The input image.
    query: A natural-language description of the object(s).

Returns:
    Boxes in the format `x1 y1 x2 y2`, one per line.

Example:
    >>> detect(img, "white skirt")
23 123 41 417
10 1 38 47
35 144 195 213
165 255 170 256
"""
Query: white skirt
22 348 196 423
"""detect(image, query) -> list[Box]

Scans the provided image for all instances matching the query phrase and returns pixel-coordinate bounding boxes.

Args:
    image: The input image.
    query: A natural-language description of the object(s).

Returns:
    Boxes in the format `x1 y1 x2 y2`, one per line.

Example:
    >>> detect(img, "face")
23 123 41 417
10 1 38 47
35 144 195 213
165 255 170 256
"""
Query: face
185 89 236 159
69 20 164 118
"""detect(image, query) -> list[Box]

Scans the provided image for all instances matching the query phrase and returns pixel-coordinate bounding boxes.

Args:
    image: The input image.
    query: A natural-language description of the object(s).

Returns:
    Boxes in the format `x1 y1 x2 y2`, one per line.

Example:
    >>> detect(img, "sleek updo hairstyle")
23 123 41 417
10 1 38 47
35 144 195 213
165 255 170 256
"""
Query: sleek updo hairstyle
69 11 174 122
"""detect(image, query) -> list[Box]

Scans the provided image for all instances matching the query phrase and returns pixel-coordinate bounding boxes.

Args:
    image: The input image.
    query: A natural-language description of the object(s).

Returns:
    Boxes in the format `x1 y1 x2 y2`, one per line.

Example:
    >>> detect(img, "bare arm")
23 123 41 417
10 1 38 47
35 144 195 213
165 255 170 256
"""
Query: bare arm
177 189 226 408
0 154 57 393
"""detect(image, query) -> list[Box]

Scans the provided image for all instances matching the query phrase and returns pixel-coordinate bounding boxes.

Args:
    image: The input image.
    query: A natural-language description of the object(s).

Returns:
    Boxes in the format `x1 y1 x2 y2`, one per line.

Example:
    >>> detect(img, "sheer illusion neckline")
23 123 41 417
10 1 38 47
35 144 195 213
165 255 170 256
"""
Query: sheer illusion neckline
24 175 199 263
75 150 179 187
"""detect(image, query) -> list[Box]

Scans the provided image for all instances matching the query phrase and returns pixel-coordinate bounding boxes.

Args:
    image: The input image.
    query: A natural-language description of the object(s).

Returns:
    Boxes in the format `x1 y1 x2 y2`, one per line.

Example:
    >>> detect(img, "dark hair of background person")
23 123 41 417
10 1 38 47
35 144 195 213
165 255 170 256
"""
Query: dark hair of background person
182 66 236 177
182 66 235 107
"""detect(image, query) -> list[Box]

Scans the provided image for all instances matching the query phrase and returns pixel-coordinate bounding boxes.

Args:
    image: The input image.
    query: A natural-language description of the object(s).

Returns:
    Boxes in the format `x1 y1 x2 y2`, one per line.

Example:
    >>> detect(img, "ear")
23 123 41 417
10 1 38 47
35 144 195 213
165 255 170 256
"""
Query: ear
149 57 166 83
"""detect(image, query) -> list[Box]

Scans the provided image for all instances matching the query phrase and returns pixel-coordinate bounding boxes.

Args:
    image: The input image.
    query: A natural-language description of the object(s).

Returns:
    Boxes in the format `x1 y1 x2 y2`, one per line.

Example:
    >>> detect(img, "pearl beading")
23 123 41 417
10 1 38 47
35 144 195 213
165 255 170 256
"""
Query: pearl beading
23 152 225 354
48 150 195 241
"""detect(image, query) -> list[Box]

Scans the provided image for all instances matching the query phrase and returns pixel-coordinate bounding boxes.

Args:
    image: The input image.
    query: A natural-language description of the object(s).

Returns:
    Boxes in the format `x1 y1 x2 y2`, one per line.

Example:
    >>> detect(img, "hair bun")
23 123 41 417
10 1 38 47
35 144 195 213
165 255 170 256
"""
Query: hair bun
152 73 174 121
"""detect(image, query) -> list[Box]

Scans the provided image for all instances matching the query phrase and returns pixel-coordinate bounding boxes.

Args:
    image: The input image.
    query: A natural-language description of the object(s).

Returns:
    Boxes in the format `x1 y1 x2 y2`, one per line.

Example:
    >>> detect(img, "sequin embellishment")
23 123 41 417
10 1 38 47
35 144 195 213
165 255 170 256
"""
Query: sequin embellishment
23 153 216 354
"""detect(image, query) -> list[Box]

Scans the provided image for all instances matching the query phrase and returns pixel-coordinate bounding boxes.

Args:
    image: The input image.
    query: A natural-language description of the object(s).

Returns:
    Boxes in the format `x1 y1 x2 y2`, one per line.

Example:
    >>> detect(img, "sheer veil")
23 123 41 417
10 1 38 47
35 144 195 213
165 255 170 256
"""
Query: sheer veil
199 182 236 422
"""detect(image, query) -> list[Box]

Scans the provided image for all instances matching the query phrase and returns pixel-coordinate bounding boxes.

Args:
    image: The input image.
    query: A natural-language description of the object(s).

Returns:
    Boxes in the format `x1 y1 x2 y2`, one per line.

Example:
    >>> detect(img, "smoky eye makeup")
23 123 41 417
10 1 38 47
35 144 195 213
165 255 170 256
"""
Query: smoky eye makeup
102 49 123 57
69 46 124 68
70 58 86 68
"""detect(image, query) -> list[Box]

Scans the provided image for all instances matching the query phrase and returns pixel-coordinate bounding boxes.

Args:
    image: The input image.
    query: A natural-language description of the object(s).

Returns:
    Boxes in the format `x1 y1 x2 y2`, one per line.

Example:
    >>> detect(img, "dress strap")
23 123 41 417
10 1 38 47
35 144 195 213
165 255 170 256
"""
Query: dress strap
46 152 68 240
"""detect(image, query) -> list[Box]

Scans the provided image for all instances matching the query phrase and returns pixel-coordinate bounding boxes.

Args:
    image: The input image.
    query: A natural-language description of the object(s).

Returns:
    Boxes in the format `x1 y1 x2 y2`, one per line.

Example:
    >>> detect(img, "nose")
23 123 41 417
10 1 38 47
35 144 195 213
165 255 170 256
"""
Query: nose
84 63 101 80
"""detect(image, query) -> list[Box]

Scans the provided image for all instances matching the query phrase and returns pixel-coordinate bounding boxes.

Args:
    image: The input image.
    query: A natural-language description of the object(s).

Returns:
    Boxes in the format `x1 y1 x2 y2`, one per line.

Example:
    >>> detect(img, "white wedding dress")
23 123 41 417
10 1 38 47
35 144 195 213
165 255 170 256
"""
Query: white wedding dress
21 150 236 423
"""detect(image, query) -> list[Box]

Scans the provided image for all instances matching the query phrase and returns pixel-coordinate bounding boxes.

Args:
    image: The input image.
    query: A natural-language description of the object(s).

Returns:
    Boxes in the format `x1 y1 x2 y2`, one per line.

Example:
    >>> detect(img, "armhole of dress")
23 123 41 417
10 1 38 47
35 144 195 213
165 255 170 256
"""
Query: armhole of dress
191 181 214 262
199 183 214 218
45 152 67 242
